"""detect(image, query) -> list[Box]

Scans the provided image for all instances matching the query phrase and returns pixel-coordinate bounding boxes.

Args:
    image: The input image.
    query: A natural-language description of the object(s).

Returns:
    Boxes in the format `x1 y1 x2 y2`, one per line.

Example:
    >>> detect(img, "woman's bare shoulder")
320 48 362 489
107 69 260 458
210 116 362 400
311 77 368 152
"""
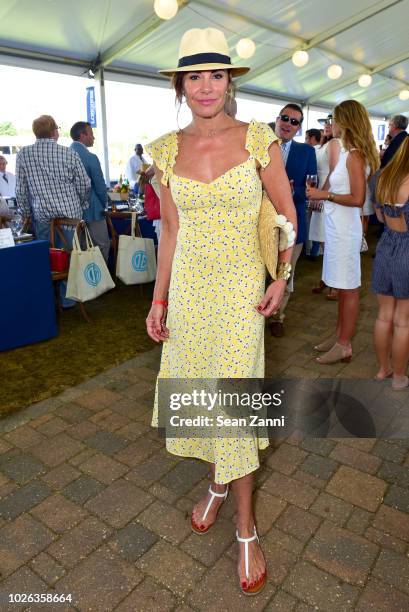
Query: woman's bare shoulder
232 120 249 134
328 138 341 150
347 148 365 165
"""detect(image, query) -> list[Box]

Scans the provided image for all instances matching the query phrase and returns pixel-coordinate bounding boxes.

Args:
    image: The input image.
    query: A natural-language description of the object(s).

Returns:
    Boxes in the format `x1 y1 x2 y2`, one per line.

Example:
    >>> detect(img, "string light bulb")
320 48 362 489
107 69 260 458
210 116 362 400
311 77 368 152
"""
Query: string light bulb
399 89 409 101
153 0 178 20
358 74 372 87
327 64 343 80
292 50 309 67
236 38 256 59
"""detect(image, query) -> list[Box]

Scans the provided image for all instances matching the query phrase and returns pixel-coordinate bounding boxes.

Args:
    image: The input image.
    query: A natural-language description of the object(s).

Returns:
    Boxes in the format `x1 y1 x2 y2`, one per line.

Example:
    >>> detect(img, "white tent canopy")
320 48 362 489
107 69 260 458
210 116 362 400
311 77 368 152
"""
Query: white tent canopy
1 0 409 118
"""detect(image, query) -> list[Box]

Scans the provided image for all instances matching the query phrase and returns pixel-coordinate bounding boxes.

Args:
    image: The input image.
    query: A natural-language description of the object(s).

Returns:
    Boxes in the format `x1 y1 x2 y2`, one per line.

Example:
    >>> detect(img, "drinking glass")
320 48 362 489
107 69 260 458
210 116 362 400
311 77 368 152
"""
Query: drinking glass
128 192 137 211
306 174 318 189
306 174 318 210
10 213 23 238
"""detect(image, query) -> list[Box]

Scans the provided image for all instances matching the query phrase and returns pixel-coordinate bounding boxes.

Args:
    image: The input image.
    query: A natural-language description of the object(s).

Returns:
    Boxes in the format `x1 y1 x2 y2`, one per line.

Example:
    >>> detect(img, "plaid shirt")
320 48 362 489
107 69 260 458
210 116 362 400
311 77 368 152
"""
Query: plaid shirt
16 139 91 221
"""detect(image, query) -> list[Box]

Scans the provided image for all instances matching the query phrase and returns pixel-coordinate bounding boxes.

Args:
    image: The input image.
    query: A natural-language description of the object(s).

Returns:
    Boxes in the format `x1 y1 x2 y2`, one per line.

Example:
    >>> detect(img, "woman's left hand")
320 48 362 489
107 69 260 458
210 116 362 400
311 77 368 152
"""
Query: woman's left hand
256 279 287 317
306 186 326 200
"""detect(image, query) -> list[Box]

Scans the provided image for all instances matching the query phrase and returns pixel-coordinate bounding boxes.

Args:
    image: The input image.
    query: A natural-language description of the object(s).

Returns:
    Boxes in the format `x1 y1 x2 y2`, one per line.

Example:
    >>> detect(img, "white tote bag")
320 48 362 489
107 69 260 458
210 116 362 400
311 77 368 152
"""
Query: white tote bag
66 225 115 302
116 213 157 284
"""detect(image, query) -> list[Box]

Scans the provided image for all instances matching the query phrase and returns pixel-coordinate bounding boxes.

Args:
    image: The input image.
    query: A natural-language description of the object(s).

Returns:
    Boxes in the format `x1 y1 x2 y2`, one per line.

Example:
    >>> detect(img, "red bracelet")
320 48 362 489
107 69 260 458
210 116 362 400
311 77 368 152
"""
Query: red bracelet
152 300 168 307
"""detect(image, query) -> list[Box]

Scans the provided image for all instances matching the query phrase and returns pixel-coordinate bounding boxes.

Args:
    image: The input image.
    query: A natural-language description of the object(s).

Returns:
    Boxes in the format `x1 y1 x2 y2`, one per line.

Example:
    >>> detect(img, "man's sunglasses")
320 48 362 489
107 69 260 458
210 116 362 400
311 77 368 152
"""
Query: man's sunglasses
279 114 301 127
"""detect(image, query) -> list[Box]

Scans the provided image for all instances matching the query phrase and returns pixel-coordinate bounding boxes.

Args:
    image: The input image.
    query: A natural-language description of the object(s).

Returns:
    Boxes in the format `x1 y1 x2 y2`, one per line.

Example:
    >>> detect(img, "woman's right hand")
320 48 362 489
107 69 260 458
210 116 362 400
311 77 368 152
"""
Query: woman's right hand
306 186 326 200
146 305 169 343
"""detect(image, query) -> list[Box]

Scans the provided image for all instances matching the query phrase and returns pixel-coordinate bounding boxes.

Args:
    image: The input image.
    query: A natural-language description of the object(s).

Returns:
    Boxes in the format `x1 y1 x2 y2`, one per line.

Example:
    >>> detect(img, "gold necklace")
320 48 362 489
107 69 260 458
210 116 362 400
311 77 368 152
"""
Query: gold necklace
183 121 238 139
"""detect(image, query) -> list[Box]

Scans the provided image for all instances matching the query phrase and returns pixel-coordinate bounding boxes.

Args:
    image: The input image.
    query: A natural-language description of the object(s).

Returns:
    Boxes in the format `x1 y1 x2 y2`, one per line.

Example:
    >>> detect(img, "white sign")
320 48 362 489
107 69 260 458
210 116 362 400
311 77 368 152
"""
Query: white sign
0 228 15 249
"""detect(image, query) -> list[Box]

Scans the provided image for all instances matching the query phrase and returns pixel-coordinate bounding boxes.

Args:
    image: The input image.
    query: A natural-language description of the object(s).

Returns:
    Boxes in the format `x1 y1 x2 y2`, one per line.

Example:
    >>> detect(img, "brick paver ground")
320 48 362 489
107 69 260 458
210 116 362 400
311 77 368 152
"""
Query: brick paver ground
1 251 409 611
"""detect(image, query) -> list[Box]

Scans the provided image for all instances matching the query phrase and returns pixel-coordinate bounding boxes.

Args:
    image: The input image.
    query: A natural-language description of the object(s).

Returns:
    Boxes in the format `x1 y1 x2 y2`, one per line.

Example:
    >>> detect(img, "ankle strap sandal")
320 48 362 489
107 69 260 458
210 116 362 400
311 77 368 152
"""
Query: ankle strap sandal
236 526 267 596
191 485 229 535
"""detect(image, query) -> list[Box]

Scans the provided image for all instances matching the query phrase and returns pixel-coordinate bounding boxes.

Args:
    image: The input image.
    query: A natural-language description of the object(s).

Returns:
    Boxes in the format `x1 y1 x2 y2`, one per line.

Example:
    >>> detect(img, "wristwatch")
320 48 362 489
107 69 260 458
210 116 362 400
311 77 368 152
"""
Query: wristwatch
327 192 334 201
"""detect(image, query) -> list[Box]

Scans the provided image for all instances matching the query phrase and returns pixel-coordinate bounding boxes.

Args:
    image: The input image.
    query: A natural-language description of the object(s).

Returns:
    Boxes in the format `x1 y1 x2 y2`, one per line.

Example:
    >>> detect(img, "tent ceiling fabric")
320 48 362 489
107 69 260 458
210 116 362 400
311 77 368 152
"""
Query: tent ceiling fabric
0 0 408 117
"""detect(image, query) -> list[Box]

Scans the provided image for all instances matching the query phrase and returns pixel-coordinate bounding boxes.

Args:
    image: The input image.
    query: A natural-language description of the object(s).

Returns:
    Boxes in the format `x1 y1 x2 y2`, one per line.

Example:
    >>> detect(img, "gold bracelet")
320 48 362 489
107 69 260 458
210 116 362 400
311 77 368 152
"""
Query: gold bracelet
327 192 334 201
276 261 292 281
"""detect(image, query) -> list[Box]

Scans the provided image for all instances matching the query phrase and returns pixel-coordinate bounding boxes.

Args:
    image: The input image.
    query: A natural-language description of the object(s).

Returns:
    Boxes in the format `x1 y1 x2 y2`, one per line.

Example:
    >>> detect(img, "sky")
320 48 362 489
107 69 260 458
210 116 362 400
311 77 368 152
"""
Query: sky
0 64 386 180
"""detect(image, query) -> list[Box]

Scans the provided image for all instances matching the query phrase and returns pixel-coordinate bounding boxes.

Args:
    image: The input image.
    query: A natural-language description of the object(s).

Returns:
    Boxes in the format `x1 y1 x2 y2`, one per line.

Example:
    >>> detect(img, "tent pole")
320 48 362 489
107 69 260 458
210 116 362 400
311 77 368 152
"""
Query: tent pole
95 68 110 186
305 105 310 131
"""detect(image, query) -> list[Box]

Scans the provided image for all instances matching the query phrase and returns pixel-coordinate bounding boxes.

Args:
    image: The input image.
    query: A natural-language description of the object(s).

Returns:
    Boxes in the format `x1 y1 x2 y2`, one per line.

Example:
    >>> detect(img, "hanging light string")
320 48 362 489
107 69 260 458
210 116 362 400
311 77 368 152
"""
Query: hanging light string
153 2 408 98
186 5 295 54
185 4 366 86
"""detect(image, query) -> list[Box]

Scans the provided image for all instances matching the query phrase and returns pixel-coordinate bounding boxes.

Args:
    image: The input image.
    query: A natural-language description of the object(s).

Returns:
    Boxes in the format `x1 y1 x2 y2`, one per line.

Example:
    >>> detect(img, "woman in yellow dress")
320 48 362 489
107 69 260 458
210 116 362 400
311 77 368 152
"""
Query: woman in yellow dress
146 27 296 595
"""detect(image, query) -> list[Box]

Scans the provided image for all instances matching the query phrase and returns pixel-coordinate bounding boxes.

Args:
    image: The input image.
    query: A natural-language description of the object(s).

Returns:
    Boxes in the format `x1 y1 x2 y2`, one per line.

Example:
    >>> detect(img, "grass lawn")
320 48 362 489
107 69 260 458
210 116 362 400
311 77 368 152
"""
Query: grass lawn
0 282 156 419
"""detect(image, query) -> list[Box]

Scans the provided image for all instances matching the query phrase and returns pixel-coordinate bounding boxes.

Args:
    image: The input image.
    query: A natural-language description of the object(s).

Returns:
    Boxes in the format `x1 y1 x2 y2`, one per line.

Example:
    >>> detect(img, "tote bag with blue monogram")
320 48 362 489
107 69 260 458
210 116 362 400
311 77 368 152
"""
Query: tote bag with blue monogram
66 225 115 302
116 213 157 284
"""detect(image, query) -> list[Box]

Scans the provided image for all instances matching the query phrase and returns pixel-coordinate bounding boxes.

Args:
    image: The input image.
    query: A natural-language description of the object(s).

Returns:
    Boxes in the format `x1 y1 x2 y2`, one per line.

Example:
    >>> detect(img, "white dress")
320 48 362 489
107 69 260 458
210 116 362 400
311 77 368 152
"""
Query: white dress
309 140 340 242
322 148 363 289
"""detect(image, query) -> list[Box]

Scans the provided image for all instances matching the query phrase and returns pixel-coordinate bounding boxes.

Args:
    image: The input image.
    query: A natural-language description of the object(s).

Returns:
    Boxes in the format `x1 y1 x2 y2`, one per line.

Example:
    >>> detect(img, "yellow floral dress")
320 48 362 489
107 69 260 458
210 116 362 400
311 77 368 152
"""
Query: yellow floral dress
147 120 278 484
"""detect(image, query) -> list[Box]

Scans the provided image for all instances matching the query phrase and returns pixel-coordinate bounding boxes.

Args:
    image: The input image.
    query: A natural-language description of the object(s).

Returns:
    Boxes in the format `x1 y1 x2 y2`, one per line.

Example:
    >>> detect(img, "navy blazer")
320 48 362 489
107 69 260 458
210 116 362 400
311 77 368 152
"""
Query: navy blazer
70 142 107 222
380 131 408 168
285 141 317 244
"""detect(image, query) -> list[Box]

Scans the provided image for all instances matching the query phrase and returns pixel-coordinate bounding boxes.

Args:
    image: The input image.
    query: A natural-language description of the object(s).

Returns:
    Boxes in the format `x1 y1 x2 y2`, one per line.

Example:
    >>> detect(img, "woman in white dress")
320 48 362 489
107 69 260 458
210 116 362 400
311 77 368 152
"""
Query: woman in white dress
309 123 341 298
360 171 375 252
307 100 379 364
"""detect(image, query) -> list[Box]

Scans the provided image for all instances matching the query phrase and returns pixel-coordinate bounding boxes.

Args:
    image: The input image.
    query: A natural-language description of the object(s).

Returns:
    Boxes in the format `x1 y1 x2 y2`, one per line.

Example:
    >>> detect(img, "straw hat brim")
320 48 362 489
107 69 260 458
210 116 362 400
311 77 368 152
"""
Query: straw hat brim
159 63 250 77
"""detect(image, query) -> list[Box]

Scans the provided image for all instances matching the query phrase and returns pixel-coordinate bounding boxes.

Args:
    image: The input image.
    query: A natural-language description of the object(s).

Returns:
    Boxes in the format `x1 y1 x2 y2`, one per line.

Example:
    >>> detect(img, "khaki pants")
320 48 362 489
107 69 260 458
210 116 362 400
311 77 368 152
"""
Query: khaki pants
272 242 303 322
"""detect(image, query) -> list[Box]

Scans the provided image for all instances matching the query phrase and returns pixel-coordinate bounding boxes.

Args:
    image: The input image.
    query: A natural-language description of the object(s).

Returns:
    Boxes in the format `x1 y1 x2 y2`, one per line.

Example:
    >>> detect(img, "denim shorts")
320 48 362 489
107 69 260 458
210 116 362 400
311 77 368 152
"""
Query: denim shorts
372 229 409 299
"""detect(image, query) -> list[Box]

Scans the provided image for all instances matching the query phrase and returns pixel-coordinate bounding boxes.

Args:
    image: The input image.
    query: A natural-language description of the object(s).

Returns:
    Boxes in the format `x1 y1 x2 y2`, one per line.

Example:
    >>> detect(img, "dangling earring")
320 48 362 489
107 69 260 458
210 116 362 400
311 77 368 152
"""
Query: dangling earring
226 86 235 101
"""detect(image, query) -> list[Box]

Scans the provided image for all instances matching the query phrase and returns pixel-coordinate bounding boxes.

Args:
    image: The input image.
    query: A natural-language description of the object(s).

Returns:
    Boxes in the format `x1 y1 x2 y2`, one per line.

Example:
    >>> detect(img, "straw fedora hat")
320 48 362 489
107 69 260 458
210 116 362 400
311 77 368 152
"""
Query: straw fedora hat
159 28 250 76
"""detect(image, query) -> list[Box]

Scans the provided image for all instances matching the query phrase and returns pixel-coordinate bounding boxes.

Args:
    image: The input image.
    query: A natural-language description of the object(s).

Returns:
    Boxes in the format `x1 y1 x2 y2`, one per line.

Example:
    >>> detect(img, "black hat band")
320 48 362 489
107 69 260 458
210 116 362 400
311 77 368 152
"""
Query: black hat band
178 52 231 68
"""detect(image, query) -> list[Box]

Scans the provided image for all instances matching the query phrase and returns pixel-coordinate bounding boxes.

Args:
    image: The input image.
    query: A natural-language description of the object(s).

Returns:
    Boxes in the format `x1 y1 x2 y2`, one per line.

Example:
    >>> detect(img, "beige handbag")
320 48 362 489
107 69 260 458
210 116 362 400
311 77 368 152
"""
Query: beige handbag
258 191 296 280
66 226 115 302
116 213 157 284
258 191 280 280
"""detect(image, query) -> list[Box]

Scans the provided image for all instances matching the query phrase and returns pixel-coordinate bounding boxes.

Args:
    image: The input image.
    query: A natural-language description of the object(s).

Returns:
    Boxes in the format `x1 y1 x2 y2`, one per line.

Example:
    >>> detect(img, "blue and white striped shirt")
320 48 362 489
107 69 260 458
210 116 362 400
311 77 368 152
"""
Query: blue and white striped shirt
280 140 292 167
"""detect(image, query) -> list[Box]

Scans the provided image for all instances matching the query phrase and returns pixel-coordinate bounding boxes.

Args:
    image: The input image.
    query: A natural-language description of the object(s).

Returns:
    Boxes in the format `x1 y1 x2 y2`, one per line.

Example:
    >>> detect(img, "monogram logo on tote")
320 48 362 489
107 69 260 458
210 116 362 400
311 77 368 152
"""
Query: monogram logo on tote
132 250 147 272
84 263 102 286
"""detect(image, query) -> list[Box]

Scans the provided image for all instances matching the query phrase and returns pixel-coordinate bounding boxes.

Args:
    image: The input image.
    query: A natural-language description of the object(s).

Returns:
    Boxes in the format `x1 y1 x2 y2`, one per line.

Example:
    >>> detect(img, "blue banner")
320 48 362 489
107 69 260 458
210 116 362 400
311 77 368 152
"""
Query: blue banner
377 124 386 141
86 87 97 127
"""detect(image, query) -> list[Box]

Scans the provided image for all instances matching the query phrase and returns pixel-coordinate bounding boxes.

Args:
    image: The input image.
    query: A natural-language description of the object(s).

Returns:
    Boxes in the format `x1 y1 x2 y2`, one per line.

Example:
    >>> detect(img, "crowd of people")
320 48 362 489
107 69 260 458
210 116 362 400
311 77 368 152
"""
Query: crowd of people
144 26 409 596
0 117 150 305
1 53 405 379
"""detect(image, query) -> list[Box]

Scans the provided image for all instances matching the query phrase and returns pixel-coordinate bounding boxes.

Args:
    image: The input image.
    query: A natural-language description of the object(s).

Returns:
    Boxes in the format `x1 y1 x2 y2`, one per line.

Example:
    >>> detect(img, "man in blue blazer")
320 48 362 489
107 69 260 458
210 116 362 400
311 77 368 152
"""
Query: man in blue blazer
70 122 110 261
270 103 317 337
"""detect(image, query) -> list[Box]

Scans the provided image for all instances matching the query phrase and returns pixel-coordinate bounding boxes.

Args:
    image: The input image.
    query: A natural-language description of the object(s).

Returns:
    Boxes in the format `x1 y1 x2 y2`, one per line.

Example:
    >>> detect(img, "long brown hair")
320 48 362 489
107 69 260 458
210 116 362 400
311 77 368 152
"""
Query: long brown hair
376 137 409 205
333 100 380 177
